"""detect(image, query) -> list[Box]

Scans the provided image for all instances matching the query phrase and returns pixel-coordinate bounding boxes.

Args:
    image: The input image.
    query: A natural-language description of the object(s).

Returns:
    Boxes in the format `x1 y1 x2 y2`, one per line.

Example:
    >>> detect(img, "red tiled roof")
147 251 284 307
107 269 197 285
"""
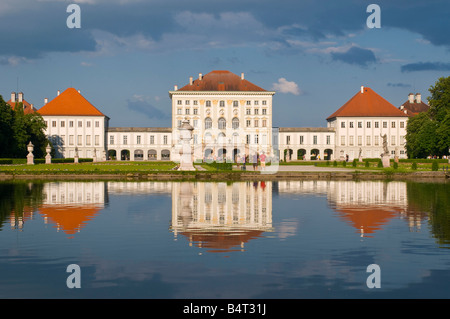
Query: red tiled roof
7 99 37 115
327 87 408 120
177 70 267 92
399 100 430 117
38 88 106 116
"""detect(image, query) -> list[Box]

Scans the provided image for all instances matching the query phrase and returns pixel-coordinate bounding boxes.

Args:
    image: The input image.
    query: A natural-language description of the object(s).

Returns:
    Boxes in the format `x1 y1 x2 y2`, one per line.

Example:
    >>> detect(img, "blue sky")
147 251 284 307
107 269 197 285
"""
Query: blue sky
1 0 449 127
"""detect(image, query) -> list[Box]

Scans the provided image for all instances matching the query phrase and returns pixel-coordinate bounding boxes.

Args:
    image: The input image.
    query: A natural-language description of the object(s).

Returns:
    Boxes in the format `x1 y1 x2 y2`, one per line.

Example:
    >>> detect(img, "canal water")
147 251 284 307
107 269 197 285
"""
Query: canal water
0 180 449 299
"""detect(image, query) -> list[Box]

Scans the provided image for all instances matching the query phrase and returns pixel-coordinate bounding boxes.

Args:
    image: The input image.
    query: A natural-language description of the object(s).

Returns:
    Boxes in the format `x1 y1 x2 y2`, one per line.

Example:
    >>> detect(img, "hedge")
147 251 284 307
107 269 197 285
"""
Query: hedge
0 158 93 164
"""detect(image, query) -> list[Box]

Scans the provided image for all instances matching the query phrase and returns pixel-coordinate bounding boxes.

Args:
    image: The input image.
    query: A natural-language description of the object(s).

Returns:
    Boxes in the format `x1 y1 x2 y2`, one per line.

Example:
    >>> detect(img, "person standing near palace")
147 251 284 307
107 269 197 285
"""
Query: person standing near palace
252 153 258 171
260 151 266 171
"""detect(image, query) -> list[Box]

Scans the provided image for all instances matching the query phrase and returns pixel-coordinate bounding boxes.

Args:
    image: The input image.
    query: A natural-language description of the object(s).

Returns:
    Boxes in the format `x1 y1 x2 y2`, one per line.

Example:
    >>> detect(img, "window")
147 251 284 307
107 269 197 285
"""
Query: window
95 135 99 146
254 119 259 127
69 121 74 127
45 121 48 128
246 100 251 105
205 100 211 107
137 135 141 144
300 136 304 145
193 100 198 105
254 100 259 105
184 109 189 115
77 135 82 145
177 100 182 105
109 136 114 145
375 122 379 128
262 109 267 115
218 118 226 129
349 136 354 146
341 136 345 146
163 135 168 144
374 135 379 145
61 121 65 128
391 136 396 145
313 135 317 145
246 135 250 144
341 122 345 128
366 136 371 145
123 135 128 145
391 122 396 128
400 121 405 128
177 109 182 115
254 109 259 115
367 121 371 128
246 120 251 127
383 122 387 128
262 100 267 105
193 120 198 128
61 135 65 145
78 121 82 127
262 119 267 127
150 135 154 144
52 121 56 127
86 135 91 145
69 135 74 145
254 134 259 144
246 109 251 115
220 101 225 107
358 122 362 128
286 136 291 145
87 121 91 128
326 135 331 145
185 100 190 105
193 108 198 115
205 118 212 129
349 122 354 128
358 136 362 146
232 118 239 129
95 121 99 128
233 101 239 107
193 134 198 144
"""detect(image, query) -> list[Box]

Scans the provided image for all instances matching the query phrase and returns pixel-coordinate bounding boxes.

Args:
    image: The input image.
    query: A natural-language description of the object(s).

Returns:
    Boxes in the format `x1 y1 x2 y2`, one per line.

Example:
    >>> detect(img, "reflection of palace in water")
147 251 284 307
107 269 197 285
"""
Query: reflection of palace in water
171 181 273 252
6 180 428 242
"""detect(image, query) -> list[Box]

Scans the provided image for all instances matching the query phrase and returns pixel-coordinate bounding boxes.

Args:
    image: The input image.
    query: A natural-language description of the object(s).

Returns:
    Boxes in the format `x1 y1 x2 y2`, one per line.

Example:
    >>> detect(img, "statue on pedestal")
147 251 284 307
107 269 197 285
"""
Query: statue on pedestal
380 134 390 167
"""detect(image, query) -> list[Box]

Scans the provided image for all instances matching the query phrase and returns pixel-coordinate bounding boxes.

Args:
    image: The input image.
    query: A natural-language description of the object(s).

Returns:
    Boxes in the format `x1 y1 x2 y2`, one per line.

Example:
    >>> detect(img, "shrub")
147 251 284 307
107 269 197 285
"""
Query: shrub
393 162 398 169
377 160 383 168
365 161 370 168
342 161 346 167
352 159 357 167
412 162 418 170
432 161 439 171
333 161 337 167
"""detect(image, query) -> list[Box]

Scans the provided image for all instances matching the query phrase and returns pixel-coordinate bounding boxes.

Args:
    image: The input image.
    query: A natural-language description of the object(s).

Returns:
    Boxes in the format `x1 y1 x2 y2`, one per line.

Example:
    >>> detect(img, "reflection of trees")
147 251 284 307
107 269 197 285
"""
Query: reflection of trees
0 182 45 231
407 182 450 247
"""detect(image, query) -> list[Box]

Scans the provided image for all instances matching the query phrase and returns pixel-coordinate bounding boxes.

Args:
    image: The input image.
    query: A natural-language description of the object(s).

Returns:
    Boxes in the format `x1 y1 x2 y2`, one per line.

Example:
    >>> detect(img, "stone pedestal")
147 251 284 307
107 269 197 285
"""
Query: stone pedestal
45 144 52 164
381 155 390 168
178 119 195 171
26 142 34 165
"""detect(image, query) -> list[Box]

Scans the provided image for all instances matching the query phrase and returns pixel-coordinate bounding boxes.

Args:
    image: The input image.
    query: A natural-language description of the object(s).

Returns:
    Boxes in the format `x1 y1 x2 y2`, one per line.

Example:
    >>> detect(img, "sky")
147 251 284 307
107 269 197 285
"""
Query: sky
1 0 449 128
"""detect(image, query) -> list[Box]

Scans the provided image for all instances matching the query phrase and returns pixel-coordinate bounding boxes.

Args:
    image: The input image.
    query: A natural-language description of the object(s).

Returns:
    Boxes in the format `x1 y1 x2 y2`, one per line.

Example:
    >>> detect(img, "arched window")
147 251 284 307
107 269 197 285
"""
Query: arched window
218 117 226 130
205 117 212 129
232 117 239 129
218 132 226 144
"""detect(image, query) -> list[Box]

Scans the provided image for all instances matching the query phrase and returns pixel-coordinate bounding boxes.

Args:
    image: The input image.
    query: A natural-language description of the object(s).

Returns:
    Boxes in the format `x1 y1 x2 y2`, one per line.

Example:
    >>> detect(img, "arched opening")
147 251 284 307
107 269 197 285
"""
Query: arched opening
217 148 227 161
232 132 239 145
161 149 170 160
148 149 157 160
324 149 333 161
297 149 306 160
108 150 117 160
284 149 293 161
204 148 213 162
233 148 240 163
205 117 212 130
310 149 320 160
218 117 226 130
134 149 144 161
232 117 239 129
121 150 130 161
217 132 226 145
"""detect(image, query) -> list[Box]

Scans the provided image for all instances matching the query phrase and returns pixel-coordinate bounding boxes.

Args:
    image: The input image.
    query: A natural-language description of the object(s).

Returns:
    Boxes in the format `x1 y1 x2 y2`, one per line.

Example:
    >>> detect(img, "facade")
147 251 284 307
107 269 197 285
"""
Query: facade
7 91 38 114
22 70 426 162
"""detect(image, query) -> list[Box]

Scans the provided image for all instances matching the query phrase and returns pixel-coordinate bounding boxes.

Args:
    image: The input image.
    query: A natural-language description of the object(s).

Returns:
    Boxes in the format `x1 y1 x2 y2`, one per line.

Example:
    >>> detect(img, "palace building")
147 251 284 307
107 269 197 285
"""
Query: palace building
29 70 429 162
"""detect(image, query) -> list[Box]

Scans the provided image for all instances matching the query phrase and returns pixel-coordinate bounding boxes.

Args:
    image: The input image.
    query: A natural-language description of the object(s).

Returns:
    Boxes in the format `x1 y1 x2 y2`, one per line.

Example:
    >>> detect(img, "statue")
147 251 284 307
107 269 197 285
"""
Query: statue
358 147 363 162
380 134 390 167
381 134 388 155
74 147 79 164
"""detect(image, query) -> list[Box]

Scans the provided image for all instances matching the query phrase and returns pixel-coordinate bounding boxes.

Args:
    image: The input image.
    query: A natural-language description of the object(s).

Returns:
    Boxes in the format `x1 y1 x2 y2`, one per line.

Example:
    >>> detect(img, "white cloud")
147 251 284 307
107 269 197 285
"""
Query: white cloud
272 78 301 95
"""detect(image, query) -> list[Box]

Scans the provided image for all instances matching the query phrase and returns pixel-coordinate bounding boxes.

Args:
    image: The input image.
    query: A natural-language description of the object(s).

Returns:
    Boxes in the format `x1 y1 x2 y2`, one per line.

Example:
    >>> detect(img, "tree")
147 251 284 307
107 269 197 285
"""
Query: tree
0 96 15 157
406 77 450 158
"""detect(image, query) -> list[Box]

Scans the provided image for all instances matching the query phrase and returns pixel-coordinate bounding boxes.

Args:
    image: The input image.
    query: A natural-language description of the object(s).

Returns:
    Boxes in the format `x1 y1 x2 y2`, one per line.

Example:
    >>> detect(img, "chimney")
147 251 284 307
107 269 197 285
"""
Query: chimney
199 73 203 81
78 90 81 94
18 92 23 103
57 90 60 96
174 85 178 91
415 93 421 103
11 92 16 103
360 86 364 93
408 93 414 103
241 72 245 80
189 76 193 85
44 98 48 104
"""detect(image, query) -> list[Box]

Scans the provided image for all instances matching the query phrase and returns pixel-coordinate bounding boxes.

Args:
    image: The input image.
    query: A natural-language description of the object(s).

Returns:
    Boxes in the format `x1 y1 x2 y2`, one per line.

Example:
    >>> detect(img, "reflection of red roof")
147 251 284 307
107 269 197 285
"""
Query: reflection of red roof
39 205 101 238
327 87 408 120
335 206 400 237
177 70 267 92
180 230 264 253
38 88 106 116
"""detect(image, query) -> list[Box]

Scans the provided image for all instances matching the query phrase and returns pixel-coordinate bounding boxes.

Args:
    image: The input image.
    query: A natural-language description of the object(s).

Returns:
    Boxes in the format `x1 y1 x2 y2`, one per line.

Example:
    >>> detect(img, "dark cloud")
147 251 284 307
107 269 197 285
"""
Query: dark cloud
331 46 377 67
401 62 450 73
126 98 170 120
387 82 411 88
